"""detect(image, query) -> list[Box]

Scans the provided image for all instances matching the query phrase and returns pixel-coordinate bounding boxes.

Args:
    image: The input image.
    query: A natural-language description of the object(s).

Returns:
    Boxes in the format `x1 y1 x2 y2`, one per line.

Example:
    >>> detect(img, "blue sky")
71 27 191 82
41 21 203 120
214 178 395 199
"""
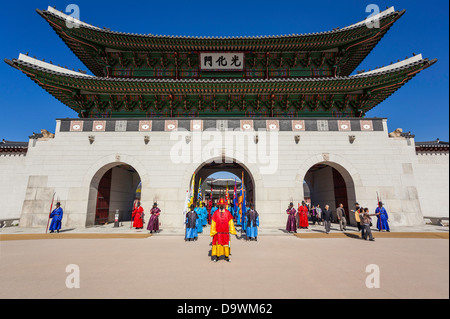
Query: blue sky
0 0 448 142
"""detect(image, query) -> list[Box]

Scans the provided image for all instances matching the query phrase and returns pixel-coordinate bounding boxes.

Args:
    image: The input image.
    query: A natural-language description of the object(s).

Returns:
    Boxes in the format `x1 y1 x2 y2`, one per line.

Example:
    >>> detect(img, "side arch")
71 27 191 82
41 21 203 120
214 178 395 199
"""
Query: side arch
82 154 150 226
295 153 362 224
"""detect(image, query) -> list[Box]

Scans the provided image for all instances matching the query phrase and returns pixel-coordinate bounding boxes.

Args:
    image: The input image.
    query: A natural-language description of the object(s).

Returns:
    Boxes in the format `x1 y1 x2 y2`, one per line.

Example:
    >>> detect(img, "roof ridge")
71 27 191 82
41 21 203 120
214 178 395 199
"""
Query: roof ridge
40 6 401 40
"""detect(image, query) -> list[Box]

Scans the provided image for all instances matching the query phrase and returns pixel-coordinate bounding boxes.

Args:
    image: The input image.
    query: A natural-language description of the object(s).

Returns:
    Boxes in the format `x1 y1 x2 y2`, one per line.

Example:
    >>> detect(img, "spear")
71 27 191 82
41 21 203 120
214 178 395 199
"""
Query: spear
45 192 57 234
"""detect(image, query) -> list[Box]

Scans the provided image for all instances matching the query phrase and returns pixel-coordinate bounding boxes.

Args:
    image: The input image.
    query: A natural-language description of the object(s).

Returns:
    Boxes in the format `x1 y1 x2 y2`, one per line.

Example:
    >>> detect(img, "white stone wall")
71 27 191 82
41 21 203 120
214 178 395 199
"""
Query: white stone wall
415 152 449 218
0 118 437 229
0 152 28 221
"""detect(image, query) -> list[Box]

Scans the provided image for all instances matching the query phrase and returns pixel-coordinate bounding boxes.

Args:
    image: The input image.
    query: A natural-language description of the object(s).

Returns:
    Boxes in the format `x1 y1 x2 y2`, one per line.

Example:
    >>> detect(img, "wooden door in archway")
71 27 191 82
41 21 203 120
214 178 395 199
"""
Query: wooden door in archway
95 168 112 225
332 167 349 220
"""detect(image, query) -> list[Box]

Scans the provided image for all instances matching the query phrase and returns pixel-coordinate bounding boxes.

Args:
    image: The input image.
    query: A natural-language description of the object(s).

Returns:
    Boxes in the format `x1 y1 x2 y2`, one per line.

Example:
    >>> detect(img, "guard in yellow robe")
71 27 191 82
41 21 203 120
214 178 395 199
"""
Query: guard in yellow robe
210 198 237 262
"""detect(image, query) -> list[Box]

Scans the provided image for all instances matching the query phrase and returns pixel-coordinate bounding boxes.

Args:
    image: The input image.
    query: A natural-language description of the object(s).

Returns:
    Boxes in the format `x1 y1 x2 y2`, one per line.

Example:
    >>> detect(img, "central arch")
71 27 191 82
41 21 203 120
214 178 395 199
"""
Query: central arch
191 157 256 206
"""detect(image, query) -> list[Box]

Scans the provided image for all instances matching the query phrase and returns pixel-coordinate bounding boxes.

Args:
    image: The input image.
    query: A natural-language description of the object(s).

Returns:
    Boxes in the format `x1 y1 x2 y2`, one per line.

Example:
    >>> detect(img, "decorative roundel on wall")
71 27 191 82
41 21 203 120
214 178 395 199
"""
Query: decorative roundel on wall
165 120 178 131
191 120 203 131
93 121 106 132
338 120 351 131
266 120 279 131
360 120 374 131
70 121 83 132
292 120 305 131
240 120 254 131
139 120 152 132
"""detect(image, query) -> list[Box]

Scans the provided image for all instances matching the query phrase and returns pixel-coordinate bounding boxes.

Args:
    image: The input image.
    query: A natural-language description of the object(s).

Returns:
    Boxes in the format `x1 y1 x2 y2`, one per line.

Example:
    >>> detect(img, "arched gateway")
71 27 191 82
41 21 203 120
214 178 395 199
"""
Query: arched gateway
303 162 357 224
191 157 256 205
86 162 143 227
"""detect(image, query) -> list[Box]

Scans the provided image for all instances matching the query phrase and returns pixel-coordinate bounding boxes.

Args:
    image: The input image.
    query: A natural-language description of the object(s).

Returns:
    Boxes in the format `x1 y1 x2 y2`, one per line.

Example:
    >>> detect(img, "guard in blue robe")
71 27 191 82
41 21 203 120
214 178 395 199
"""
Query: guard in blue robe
200 203 208 226
210 204 218 220
375 202 390 232
245 203 259 241
49 202 63 233
236 206 242 226
195 204 204 233
185 204 198 241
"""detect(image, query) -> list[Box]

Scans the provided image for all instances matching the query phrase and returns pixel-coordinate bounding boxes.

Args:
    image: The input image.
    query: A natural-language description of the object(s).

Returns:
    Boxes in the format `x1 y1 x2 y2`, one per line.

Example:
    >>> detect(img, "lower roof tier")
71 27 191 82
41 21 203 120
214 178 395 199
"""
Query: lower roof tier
5 54 436 118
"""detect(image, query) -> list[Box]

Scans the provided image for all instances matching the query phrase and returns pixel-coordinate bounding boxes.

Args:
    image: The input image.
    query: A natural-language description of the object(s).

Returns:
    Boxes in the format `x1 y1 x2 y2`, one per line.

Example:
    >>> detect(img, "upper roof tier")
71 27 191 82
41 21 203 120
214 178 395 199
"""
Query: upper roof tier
37 6 404 77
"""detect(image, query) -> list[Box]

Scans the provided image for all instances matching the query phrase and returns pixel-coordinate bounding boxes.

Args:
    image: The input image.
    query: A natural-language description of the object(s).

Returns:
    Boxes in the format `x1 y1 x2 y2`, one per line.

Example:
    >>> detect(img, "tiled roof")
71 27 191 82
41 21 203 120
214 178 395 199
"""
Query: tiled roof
416 139 449 152
0 139 28 154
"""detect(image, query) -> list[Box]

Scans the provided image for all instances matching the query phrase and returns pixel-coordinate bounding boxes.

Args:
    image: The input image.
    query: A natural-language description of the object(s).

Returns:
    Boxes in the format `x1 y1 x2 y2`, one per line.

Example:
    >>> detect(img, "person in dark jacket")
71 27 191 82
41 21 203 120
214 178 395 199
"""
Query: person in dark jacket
321 204 333 234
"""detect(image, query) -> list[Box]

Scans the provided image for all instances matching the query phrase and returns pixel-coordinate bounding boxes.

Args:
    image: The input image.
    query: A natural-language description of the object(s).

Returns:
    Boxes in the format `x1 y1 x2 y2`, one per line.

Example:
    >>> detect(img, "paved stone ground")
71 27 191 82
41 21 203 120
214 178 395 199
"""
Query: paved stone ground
0 223 448 300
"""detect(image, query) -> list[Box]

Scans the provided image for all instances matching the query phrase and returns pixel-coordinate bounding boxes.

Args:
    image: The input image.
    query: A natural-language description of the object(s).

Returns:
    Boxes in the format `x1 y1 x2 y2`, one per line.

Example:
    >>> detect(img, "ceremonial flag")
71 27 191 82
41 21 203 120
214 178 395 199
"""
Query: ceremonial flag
183 189 190 215
240 172 247 225
233 178 237 211
188 172 196 209
197 178 202 202
225 182 229 204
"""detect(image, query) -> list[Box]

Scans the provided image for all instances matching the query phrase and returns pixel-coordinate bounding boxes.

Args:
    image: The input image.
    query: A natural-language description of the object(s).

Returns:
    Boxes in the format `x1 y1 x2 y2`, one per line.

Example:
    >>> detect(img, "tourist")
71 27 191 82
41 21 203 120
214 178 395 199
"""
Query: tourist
352 202 362 231
147 202 161 233
322 204 333 234
336 203 347 231
210 198 237 262
49 202 63 233
315 204 322 226
132 202 144 229
375 202 390 232
286 202 297 233
245 203 259 241
298 201 309 229
185 204 198 241
362 208 376 241
310 205 318 225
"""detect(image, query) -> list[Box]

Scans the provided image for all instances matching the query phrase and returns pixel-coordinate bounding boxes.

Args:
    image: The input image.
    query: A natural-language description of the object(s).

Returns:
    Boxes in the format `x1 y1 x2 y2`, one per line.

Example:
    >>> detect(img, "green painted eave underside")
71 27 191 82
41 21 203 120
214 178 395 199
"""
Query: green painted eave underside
8 57 436 118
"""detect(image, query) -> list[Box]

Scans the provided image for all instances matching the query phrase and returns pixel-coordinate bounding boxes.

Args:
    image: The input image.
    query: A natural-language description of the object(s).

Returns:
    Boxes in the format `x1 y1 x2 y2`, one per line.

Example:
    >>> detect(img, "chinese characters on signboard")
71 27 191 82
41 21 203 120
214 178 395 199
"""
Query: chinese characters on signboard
200 53 244 71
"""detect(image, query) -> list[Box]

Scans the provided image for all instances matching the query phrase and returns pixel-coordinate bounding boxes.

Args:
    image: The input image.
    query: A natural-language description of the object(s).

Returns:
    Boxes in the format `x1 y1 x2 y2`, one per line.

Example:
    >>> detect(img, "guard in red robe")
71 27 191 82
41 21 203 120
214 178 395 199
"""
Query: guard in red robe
298 201 309 229
132 202 144 229
210 198 237 262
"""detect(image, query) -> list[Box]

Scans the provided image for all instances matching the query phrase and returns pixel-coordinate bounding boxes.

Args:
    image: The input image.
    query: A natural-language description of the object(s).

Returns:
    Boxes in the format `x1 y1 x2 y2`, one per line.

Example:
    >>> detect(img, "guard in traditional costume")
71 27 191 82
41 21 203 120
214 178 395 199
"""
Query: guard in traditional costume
200 202 208 227
245 203 259 241
147 202 161 233
49 202 63 233
210 198 237 262
233 205 240 225
375 202 390 232
286 202 297 233
194 203 204 234
298 201 309 229
132 202 144 229
210 202 218 221
185 204 198 241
